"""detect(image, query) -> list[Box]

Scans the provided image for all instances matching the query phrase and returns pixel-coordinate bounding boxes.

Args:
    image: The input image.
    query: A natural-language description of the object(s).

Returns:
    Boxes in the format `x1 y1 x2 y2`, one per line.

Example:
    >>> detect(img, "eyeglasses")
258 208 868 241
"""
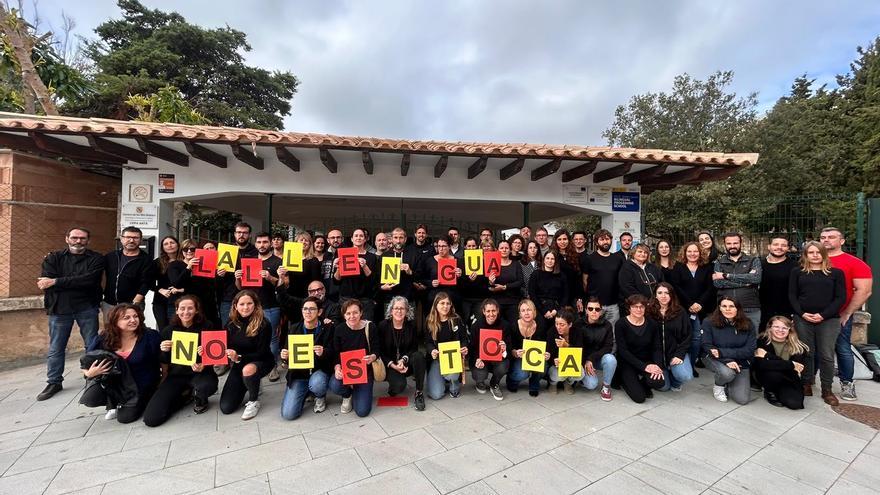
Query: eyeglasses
302 307 318 312
68 236 88 241
183 247 197 252
121 236 141 241
586 307 602 312
307 288 324 294
234 231 250 235
392 307 407 311
630 304 645 310
770 325 790 330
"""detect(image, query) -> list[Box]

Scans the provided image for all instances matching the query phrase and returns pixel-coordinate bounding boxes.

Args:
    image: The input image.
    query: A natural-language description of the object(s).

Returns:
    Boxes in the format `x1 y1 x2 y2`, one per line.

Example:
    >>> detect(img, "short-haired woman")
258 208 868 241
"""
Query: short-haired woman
614 295 665 403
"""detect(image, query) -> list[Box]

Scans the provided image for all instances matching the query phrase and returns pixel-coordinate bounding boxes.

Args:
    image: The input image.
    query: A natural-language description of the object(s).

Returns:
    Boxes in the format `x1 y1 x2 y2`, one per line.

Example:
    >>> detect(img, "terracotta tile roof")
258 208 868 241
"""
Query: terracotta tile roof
0 112 758 167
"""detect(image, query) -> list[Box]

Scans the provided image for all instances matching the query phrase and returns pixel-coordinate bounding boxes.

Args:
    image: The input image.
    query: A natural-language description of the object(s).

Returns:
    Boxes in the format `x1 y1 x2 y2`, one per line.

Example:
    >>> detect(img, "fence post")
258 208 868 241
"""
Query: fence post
856 192 865 259
868 198 880 344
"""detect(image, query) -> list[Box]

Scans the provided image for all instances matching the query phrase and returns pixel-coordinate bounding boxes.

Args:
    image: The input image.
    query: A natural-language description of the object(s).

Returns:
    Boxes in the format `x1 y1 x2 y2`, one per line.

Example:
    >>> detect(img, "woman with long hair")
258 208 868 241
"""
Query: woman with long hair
378 296 426 410
333 228 379 321
547 308 584 395
144 295 218 426
697 231 719 264
701 296 757 404
614 295 665 403
520 240 541 298
505 299 550 396
313 234 328 263
508 234 525 262
528 250 569 329
788 240 846 405
425 292 469 400
754 316 808 409
670 241 715 375
488 240 524 325
647 283 693 392
653 240 676 282
166 239 221 327
219 290 274 420
329 299 380 416
80 304 160 423
152 235 182 329
552 230 582 308
280 296 333 420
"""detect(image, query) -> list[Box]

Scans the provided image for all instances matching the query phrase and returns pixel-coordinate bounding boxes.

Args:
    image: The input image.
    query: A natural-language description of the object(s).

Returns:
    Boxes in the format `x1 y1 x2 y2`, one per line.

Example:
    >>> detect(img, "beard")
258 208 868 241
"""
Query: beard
726 247 741 257
597 243 610 253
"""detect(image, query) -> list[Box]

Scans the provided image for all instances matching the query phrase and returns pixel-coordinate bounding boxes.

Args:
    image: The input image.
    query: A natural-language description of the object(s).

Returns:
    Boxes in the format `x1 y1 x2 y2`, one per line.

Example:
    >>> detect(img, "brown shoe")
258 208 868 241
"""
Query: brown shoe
803 384 813 396
822 389 839 406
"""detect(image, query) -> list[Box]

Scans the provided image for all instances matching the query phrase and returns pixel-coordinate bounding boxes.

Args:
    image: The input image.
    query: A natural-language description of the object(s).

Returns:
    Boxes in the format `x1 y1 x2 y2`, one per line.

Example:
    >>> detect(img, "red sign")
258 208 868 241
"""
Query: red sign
192 249 217 278
437 258 457 286
337 247 361 277
200 331 227 365
479 329 504 362
241 258 263 287
484 251 502 278
340 349 368 385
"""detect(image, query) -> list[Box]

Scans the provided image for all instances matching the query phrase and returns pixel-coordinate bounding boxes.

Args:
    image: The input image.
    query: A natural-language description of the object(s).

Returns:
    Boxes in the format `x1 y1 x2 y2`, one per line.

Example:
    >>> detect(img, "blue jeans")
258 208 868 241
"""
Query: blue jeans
220 301 232 328
328 375 373 417
263 307 282 360
505 360 543 393
280 370 329 420
662 354 694 390
548 365 585 384
583 354 617 390
836 316 854 382
689 315 702 365
426 361 461 400
744 308 761 334
47 307 99 384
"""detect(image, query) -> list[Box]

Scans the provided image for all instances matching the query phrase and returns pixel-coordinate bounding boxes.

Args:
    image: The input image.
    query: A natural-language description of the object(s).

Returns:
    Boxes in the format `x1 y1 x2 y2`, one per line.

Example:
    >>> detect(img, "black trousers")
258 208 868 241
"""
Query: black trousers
472 360 510 386
386 352 426 395
757 369 804 410
616 360 664 404
81 381 151 424
143 371 219 427
219 360 272 414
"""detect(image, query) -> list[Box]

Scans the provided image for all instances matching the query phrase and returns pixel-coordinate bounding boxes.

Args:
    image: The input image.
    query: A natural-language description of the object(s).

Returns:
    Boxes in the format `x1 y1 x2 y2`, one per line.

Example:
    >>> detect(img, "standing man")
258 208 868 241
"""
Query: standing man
271 232 285 258
759 236 797 330
102 226 153 318
821 227 873 401
321 229 343 302
479 228 494 246
535 227 550 257
218 221 258 327
520 225 532 241
448 227 464 259
378 227 419 311
713 233 762 332
580 229 624 325
617 232 634 259
373 232 389 257
238 232 282 380
36 227 105 401
410 224 434 257
572 231 588 255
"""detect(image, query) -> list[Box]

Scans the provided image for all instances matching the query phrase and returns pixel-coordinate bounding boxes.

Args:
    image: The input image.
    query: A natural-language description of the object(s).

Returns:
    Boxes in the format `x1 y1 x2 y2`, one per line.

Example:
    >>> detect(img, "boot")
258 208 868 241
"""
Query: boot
802 384 813 397
821 389 839 406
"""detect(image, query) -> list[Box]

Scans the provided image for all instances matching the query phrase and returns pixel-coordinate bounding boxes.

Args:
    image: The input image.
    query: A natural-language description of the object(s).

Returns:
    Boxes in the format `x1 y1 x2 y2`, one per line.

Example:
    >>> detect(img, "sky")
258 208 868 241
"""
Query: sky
24 0 880 147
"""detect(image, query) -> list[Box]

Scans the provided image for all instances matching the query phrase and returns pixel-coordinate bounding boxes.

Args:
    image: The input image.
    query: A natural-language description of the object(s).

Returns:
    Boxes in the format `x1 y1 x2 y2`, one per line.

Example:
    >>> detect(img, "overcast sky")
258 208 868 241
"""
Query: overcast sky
26 0 880 147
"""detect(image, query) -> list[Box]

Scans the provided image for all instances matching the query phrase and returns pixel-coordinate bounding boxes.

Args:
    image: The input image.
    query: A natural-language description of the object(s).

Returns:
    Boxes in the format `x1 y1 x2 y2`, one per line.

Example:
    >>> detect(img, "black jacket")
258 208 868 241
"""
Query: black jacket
701 319 757 368
670 263 715 319
652 310 691 364
580 319 614 366
753 339 806 385
41 248 105 314
713 254 762 309
615 317 663 371
103 249 155 305
282 320 334 382
618 260 662 302
468 316 510 365
378 318 421 365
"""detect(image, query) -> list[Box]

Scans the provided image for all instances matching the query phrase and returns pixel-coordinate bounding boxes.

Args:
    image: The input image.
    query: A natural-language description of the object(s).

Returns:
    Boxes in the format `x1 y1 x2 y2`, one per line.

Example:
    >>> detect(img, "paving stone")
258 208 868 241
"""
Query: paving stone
448 480 498 494
102 457 216 494
840 452 880 489
302 417 388 458
483 422 567 464
0 465 60 495
579 415 682 459
6 429 128 475
268 449 370 495
330 464 439 494
356 428 445 474
370 402 451 436
32 416 96 446
480 398 554 428
485 452 589 494
415 440 512 493
750 440 848 490
712 460 823 495
826 477 877 494
549 441 633 482
165 423 260 466
198 474 272 494
425 412 506 449
777 421 867 462
44 442 170 495
214 435 311 486
622 461 708 494
574 470 663 494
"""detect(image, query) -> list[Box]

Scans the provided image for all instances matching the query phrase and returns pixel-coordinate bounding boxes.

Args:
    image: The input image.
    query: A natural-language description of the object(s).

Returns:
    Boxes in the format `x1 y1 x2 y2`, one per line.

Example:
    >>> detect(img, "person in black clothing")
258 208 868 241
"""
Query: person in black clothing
37 227 105 401
547 308 584 394
279 297 333 420
378 296 426 410
469 299 510 400
698 231 719 264
581 229 624 326
488 240 523 325
701 296 757 405
528 250 569 329
459 237 490 326
80 304 161 423
521 240 541 298
151 236 182 330
788 241 846 405
102 226 154 317
580 298 616 400
653 240 676 283
419 236 464 312
753 316 807 409
506 299 550 396
647 283 693 392
167 239 220 327
614 295 665 403
333 228 379 321
220 290 274 420
377 228 420 311
760 236 798 331
144 295 218 426
329 299 381 416
284 232 323 303
618 244 662 304
238 233 283 379
425 292 469 400
321 229 343 303
670 241 715 375
218 222 259 328
552 230 583 309
617 232 634 260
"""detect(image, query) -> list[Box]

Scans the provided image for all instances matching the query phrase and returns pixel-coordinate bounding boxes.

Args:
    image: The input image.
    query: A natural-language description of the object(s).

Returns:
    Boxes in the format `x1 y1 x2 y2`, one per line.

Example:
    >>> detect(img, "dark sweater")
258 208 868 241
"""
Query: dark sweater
378 318 420 364
103 249 155 305
88 329 161 394
425 317 469 355
760 257 798 318
788 268 846 320
282 320 333 382
226 316 273 366
580 319 613 366
167 260 220 325
528 270 569 315
335 251 379 300
700 319 756 368
546 322 584 360
614 317 663 371
618 261 662 301
670 263 715 319
507 319 547 356
468 316 510 364
651 310 691 364
332 321 381 368
753 339 805 384
41 248 105 314
491 262 523 305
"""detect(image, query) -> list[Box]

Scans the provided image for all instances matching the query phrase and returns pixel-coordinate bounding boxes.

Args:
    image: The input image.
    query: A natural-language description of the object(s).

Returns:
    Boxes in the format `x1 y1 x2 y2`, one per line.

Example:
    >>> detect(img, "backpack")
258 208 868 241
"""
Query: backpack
853 344 880 381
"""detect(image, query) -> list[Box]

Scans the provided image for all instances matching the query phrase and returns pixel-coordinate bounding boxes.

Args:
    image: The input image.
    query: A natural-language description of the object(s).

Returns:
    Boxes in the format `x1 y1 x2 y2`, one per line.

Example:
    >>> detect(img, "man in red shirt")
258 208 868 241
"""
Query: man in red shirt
820 227 874 401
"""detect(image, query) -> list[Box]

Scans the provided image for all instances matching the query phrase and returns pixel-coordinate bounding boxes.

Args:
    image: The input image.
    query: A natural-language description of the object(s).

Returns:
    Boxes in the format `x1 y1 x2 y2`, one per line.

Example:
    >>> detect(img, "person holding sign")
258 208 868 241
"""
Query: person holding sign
425 293 469 400
80 304 160 423
217 222 259 328
333 228 379 321
219 290 274 420
460 237 490 328
505 299 550 396
615 295 665 403
468 299 509 400
419 236 463 314
280 297 333 420
547 308 585 395
144 295 218 426
377 228 419 307
378 296 426 410
166 239 221 327
528 250 569 329
488 240 523 325
236 233 283 381
581 298 616 401
329 299 380 416
552 230 584 310
648 283 694 392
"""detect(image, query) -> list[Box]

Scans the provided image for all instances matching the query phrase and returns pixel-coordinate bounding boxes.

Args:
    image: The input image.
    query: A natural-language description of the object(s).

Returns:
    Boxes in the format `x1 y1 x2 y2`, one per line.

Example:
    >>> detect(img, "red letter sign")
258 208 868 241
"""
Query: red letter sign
479 329 503 362
241 258 263 287
438 258 457 286
337 247 361 277
340 349 368 385
192 249 217 278
484 251 502 278
200 330 227 365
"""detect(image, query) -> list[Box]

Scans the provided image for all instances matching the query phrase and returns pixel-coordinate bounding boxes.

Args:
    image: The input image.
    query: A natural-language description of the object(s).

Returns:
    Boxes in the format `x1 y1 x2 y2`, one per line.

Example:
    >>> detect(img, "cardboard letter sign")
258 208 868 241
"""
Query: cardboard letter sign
283 241 303 272
200 330 227 365
437 258 457 286
337 247 360 277
479 329 503 362
380 257 401 284
438 341 463 375
484 251 502 278
171 331 199 366
341 349 367 385
558 347 584 378
521 339 546 372
288 334 315 370
216 243 239 272
241 258 263 287
464 249 483 276
192 249 217 278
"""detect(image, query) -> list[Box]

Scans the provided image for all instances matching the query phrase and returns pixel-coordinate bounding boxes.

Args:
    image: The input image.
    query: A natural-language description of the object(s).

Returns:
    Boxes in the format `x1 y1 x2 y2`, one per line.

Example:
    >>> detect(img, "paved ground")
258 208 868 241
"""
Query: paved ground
0 359 878 495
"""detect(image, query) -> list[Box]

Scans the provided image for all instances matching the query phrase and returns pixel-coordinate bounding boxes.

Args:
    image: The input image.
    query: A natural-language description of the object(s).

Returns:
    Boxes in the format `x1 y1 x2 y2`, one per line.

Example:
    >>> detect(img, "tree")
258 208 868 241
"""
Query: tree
65 0 299 130
126 85 207 124
838 37 880 195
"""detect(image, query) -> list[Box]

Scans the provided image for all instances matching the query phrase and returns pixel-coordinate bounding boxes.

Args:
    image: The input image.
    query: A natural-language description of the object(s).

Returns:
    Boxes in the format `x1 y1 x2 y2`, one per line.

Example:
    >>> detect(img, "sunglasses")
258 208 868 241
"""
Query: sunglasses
586 307 602 312
183 247 197 252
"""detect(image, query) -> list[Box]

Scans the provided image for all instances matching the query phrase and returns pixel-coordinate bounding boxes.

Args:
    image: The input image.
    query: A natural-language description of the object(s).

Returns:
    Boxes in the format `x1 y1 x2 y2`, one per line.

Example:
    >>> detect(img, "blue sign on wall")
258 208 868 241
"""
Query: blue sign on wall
611 191 640 212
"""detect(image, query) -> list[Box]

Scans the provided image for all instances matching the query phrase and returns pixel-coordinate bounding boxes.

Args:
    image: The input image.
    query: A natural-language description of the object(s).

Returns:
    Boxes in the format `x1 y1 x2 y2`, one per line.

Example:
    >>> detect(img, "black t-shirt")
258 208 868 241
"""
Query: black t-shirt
760 257 797 317
254 255 282 308
580 251 624 305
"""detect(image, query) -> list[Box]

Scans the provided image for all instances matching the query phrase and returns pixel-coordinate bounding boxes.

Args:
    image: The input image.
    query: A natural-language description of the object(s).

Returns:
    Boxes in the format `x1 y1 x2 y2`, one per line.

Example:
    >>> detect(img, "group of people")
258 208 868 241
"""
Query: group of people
37 221 872 425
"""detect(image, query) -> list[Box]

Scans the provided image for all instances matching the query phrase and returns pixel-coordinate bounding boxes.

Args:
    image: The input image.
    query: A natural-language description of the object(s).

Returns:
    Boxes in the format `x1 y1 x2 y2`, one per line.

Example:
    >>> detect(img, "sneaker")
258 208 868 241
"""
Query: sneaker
475 381 488 394
528 390 539 397
340 396 353 413
267 366 281 382
313 397 326 413
414 392 426 411
193 397 209 414
242 400 260 420
822 389 839 407
670 385 682 392
600 385 613 401
563 382 574 395
450 389 461 399
37 383 62 401
214 364 229 376
104 407 118 420
764 391 783 408
713 385 728 403
490 385 504 401
841 381 857 401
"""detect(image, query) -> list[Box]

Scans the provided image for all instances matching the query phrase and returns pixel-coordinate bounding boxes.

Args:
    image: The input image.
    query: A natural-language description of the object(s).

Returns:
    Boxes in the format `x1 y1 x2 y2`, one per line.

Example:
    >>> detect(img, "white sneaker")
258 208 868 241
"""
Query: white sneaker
841 381 857 401
670 385 682 392
241 400 261 420
313 397 326 413
340 396 353 414
713 385 728 403
104 408 118 420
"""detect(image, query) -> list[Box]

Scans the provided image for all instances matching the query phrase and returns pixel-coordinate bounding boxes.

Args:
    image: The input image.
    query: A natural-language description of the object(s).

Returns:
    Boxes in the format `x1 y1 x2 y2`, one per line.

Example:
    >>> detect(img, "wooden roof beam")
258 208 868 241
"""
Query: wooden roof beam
499 158 524 180
400 153 411 176
185 142 227 168
319 147 337 173
30 132 124 164
593 162 633 183
561 161 597 183
362 150 374 175
231 143 264 170
86 135 148 163
623 164 667 184
434 155 448 178
467 156 488 179
136 137 189 167
275 146 300 172
531 157 561 181
640 166 706 186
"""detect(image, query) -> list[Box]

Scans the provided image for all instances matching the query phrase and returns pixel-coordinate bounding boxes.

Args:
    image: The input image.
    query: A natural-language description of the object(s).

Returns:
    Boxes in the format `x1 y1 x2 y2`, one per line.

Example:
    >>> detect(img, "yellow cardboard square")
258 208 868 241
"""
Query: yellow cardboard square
283 241 304 272
521 339 546 372
171 331 199 366
288 334 314 369
558 347 583 378
380 257 401 284
216 243 239 272
438 341 463 375
464 249 483 276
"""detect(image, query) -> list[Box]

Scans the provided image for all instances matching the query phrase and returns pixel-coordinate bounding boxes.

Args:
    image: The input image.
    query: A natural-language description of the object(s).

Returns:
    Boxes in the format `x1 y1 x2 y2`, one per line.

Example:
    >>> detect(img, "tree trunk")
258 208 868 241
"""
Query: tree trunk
0 6 58 115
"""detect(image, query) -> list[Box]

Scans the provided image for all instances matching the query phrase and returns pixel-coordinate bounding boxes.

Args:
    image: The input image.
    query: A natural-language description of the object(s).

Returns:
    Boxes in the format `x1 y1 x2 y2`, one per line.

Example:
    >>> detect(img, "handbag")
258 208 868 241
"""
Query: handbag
365 322 386 382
